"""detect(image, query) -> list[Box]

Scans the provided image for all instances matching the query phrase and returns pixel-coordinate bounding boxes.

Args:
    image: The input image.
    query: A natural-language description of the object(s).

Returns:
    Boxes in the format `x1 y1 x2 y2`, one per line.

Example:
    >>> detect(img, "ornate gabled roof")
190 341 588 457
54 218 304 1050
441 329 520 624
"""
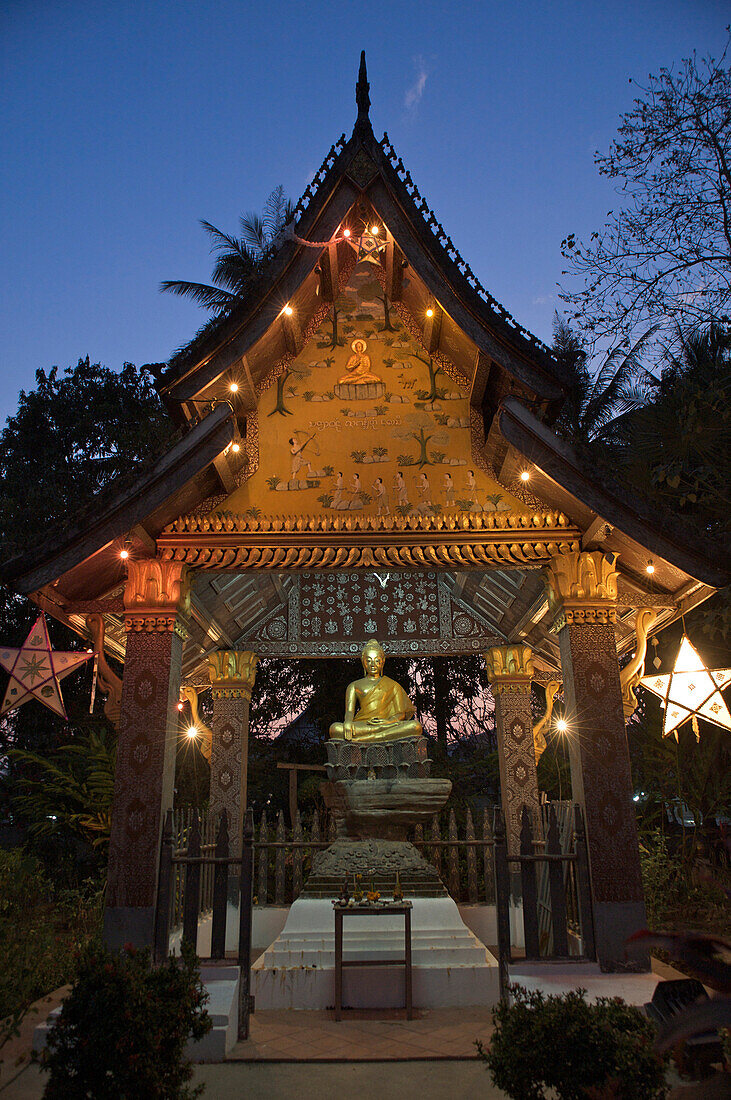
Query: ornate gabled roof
158 54 567 429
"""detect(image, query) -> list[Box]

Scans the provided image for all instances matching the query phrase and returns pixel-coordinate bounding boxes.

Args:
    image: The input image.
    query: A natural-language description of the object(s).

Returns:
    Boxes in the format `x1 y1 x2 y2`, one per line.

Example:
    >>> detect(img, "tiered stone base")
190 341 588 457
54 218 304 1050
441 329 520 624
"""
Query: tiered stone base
251 895 499 1010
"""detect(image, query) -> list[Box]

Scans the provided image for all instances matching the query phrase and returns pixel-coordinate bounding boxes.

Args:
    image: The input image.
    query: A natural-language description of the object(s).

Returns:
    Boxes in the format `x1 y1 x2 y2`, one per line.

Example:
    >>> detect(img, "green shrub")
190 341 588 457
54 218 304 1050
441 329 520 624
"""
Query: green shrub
41 940 211 1099
0 849 102 1027
640 830 683 927
477 985 668 1100
639 829 730 933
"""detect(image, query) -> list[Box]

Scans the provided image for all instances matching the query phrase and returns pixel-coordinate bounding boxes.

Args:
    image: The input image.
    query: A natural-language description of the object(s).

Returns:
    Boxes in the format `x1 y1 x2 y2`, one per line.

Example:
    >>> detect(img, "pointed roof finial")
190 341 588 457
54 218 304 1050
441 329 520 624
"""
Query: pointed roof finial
356 50 371 127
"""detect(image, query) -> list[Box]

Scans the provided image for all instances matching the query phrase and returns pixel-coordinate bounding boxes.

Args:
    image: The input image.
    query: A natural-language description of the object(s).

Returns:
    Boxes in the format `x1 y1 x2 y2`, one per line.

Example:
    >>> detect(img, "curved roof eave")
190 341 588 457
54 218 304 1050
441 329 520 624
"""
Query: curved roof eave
497 396 728 589
1 404 235 595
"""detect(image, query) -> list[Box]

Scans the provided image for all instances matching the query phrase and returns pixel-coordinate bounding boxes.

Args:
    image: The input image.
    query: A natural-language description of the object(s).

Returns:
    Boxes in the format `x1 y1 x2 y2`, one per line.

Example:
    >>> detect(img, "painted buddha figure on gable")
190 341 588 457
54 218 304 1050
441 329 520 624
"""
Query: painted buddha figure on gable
329 638 423 743
338 338 381 385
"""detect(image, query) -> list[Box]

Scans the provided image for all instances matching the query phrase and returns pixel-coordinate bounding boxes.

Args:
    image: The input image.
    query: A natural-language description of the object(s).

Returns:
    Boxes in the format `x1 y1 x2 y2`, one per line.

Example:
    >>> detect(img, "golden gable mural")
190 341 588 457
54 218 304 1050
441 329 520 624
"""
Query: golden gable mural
222 261 527 518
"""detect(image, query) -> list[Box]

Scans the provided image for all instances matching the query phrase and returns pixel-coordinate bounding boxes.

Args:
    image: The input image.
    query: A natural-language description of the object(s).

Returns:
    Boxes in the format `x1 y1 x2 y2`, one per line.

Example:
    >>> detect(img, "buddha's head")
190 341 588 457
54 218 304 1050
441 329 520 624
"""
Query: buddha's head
351 338 367 354
361 638 385 678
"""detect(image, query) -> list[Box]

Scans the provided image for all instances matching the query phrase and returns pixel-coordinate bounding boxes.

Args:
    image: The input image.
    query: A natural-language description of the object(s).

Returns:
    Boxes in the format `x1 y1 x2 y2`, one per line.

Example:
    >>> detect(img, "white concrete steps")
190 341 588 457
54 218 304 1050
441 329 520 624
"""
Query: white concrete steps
252 896 499 1010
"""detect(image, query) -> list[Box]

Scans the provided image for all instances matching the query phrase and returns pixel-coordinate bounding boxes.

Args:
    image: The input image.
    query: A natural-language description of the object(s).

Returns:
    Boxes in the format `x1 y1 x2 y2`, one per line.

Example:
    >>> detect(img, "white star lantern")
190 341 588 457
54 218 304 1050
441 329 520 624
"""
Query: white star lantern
638 635 731 740
0 613 93 720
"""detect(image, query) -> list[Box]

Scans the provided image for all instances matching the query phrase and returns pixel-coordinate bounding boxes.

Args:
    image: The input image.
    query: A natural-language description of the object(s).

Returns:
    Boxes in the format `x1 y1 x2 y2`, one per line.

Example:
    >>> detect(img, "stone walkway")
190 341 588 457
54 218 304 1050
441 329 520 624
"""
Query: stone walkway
230 1006 493 1061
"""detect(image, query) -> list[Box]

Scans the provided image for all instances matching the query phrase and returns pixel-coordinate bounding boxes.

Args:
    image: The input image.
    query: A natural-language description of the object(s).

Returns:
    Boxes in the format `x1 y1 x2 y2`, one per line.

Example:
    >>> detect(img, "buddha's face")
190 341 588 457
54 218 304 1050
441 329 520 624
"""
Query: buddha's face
362 645 385 678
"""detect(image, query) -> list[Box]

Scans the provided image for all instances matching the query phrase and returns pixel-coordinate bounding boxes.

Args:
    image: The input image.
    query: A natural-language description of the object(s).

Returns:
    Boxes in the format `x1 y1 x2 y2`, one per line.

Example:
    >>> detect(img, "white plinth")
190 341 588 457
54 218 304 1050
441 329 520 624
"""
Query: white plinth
252 896 499 1010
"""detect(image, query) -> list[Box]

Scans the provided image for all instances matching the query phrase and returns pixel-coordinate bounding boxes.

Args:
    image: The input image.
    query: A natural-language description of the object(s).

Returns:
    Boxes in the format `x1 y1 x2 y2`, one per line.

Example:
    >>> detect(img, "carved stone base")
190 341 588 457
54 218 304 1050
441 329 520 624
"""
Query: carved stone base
304 839 448 898
323 778 452 840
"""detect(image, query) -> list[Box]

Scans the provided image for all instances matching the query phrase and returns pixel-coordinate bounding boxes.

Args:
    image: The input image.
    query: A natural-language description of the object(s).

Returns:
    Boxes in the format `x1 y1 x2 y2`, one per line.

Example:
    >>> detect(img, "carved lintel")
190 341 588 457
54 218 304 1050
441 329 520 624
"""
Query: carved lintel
484 644 535 694
208 649 258 700
533 680 561 764
123 559 190 634
620 608 660 719
181 685 212 761
545 550 619 634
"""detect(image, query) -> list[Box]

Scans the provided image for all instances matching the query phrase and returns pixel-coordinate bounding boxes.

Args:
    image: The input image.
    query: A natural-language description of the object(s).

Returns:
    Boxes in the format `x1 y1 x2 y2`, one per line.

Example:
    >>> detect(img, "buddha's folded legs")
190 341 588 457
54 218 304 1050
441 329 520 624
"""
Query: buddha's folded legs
328 719 423 743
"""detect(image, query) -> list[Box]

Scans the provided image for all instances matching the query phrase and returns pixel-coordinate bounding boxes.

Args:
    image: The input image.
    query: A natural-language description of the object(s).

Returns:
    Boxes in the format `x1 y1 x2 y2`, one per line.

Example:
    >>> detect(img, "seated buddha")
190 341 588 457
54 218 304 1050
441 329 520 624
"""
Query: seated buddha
329 639 423 743
337 338 382 385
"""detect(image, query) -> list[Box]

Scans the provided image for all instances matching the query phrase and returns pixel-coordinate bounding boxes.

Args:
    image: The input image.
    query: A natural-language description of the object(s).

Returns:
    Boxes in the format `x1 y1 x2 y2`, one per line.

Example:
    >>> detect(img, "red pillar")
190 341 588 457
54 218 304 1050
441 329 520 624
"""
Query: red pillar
103 560 189 950
545 551 647 969
484 644 540 857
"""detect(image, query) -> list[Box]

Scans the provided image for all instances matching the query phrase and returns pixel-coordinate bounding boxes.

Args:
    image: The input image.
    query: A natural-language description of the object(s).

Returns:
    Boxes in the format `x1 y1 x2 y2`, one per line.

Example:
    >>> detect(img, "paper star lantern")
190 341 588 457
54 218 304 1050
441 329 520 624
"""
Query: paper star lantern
0 613 93 719
638 635 731 740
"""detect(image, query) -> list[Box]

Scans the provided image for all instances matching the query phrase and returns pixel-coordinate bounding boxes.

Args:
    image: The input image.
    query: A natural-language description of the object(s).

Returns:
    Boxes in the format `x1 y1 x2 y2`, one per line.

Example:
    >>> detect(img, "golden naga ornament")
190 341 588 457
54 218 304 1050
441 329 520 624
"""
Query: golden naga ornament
0 613 93 719
638 635 731 741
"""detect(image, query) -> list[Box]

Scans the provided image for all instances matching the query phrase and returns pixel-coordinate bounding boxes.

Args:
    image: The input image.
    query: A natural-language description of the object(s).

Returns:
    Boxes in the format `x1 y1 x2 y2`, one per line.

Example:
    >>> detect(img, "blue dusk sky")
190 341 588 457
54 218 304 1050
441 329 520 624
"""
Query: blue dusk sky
1 0 725 424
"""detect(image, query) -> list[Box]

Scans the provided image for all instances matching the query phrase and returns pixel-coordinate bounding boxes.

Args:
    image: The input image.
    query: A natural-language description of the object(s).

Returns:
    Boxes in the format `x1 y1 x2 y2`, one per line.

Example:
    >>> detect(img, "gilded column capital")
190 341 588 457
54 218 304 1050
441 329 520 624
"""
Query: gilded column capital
484 644 535 694
207 650 258 700
544 550 619 633
123 559 191 634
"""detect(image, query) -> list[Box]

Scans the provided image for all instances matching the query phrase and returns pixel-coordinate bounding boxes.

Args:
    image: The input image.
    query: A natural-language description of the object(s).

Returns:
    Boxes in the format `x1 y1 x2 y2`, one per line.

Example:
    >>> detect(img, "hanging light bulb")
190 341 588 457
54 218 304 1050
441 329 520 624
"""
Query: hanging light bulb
186 726 198 740
556 718 568 734
229 382 239 393
425 307 434 318
520 470 530 482
646 562 655 575
283 304 293 316
231 442 241 454
342 228 351 238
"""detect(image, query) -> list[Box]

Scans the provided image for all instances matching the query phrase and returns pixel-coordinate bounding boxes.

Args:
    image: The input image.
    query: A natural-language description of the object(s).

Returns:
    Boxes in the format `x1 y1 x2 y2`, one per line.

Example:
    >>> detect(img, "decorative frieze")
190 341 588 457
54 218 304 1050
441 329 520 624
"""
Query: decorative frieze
545 550 619 633
123 560 190 634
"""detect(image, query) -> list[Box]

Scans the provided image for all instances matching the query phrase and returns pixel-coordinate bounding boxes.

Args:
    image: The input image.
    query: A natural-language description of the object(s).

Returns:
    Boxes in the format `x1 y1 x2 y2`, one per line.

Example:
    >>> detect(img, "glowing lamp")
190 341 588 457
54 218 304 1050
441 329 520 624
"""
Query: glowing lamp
343 228 351 238
371 225 379 235
120 548 129 560
186 726 198 740
283 305 293 316
231 442 241 454
425 308 434 318
177 702 184 712
229 382 239 393
555 718 568 734
638 635 731 740
646 562 655 575
520 470 530 482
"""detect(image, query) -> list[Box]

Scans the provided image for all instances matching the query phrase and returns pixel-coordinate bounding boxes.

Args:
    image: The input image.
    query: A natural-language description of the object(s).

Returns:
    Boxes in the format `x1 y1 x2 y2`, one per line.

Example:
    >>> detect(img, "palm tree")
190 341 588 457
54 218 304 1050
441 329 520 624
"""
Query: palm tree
161 186 293 314
552 315 655 447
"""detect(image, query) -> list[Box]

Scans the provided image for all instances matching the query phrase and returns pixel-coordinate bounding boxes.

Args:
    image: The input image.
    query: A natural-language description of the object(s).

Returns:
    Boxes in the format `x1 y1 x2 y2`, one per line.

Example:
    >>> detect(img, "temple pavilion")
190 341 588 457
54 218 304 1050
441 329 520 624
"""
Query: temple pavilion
2 56 726 973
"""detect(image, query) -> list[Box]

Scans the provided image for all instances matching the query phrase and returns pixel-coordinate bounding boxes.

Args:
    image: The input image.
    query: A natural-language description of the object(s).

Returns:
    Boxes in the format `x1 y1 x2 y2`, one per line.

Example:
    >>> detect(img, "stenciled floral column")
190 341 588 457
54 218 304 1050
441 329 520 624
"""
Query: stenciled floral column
544 550 647 969
484 644 540 857
207 650 258 864
104 559 190 950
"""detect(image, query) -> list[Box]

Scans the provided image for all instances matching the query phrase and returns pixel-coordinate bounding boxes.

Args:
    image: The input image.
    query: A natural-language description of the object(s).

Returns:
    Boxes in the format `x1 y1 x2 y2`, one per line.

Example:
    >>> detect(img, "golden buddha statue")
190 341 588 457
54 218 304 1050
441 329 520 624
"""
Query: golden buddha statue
329 639 423 743
338 338 382 385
